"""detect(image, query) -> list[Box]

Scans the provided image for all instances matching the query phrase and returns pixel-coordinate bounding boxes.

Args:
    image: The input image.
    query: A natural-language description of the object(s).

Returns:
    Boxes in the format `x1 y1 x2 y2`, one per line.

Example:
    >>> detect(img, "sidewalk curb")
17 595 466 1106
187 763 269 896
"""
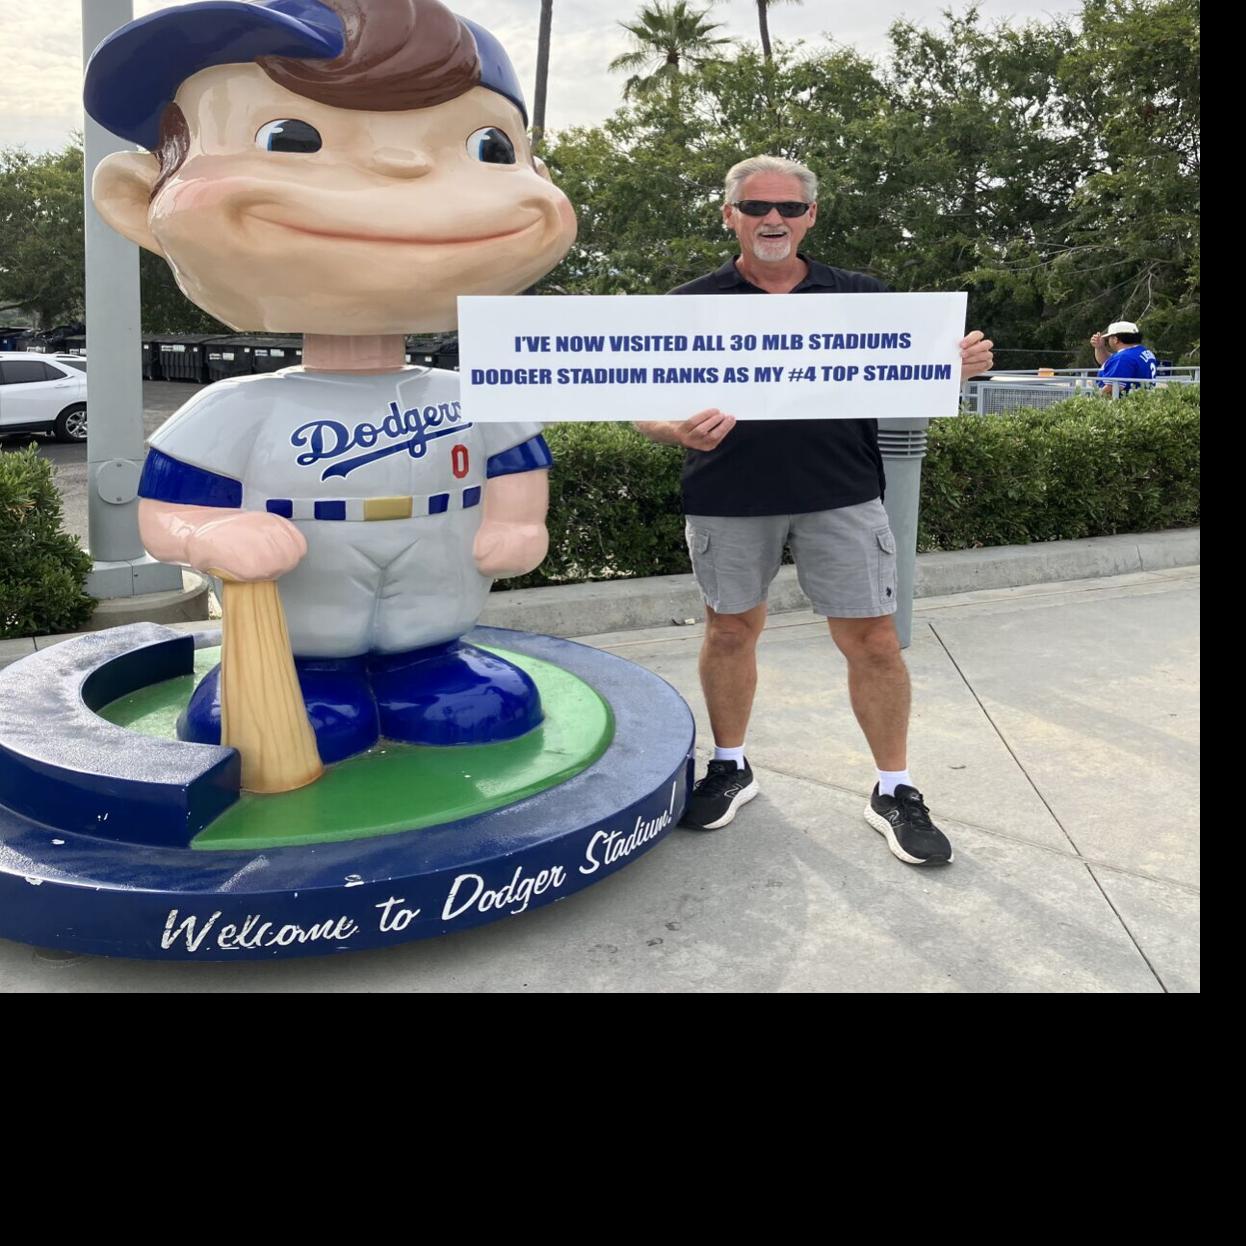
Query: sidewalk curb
477 528 1200 637
3 528 1199 665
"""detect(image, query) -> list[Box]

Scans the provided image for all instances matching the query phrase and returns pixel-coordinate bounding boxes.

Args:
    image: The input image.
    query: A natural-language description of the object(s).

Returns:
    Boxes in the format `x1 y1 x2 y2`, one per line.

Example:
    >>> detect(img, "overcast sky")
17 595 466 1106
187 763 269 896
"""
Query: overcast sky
2 1 1084 153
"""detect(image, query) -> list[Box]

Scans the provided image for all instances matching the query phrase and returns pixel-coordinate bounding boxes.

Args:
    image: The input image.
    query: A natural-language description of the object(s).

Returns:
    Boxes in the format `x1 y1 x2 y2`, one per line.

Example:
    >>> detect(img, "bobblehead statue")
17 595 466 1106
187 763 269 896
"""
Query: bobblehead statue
84 0 579 786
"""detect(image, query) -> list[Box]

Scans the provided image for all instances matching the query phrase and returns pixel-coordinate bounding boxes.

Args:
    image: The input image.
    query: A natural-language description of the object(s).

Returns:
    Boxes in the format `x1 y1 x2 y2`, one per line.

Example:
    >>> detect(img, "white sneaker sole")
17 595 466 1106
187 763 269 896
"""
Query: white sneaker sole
863 803 954 865
688 780 759 830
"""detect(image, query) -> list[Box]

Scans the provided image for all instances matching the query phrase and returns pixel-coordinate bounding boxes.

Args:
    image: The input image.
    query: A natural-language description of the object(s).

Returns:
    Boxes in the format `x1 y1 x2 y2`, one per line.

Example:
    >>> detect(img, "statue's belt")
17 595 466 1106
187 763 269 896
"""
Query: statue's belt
264 489 483 522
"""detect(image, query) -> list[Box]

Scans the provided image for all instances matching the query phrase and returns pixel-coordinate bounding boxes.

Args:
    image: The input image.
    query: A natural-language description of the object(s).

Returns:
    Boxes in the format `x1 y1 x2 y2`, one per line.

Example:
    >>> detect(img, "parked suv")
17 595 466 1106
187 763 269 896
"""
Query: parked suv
0 352 88 442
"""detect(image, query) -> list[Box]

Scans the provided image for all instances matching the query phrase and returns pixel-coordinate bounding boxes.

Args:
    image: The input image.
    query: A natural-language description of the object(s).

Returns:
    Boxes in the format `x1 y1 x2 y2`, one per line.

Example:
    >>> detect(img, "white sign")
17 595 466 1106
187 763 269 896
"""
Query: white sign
458 292 968 422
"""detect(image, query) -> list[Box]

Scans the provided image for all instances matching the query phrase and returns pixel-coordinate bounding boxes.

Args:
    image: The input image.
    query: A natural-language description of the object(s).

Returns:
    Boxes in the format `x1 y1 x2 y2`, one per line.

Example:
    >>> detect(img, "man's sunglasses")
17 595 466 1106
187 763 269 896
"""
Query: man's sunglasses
732 200 811 218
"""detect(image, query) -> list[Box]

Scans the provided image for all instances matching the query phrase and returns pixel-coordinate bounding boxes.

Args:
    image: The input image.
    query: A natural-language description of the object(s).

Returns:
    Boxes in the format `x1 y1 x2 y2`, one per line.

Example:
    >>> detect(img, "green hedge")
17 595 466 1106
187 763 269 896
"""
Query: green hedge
0 444 94 638
919 385 1201 551
500 385 1200 588
505 421 687 589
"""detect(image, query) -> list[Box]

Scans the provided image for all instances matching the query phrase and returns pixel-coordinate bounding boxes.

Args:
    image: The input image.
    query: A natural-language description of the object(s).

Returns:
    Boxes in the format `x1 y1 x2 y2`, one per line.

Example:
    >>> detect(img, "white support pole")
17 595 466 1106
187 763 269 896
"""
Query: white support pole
81 0 182 597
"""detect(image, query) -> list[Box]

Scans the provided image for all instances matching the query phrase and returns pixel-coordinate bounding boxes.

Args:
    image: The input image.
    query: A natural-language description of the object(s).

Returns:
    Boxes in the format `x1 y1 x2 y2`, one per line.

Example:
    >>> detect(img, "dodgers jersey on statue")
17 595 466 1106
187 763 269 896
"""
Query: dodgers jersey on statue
140 367 549 659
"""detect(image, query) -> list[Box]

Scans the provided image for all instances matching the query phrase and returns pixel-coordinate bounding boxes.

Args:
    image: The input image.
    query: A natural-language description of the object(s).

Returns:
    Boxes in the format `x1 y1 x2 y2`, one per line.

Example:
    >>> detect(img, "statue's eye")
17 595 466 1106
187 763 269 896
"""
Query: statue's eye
466 127 516 165
256 120 322 153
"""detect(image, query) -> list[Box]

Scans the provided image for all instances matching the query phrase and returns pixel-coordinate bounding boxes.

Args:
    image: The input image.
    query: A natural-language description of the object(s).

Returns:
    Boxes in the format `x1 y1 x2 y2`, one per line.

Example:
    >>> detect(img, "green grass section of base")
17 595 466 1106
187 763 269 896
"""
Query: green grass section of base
97 646 613 851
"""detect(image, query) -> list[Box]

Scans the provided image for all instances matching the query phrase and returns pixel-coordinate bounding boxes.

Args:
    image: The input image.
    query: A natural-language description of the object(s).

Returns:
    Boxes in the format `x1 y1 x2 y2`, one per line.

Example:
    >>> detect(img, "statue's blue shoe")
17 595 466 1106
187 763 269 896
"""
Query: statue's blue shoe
368 641 542 746
177 655 380 765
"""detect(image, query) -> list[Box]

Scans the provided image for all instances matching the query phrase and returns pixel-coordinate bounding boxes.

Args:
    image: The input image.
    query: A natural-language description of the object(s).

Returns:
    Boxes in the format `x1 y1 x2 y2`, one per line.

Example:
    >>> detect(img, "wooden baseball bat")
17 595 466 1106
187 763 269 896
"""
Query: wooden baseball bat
218 577 323 794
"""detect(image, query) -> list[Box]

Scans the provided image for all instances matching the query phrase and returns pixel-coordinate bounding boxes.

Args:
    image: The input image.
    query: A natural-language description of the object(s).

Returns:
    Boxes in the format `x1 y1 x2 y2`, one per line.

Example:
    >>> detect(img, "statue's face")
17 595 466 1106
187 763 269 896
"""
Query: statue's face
115 64 577 334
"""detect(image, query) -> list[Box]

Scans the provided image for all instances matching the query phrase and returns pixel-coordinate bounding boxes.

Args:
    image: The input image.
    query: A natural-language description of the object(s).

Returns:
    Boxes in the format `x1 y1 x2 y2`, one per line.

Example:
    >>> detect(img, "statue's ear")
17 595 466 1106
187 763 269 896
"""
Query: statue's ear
92 152 166 256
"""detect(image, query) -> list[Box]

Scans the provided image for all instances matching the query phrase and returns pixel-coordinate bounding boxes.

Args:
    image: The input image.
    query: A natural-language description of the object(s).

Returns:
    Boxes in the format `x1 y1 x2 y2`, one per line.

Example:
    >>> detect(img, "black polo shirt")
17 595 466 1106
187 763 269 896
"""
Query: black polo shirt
670 255 887 517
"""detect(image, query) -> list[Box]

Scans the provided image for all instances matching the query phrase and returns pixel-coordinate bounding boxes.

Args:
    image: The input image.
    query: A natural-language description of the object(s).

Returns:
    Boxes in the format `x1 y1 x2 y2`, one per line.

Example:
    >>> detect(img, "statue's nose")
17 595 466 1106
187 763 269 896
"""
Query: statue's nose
369 147 433 178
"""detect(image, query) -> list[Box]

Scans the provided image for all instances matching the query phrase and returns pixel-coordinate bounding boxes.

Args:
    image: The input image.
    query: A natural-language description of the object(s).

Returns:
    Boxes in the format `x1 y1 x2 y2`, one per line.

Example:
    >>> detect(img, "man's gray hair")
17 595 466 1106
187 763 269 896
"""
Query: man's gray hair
724 155 818 205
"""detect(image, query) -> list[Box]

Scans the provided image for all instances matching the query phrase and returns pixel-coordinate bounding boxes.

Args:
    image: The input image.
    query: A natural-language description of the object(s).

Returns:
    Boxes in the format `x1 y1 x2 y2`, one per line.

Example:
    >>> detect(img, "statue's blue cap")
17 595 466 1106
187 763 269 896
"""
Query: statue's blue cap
84 1 527 150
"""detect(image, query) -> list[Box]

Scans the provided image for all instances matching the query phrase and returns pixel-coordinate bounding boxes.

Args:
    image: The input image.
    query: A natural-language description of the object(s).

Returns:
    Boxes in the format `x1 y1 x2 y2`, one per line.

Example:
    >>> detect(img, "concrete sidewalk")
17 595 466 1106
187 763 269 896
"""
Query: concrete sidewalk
0 564 1199 992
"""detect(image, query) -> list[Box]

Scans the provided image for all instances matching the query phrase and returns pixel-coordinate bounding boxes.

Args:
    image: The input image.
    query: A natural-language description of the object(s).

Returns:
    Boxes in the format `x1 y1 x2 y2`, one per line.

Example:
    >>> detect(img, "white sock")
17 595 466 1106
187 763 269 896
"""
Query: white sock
714 745 747 770
878 769 912 797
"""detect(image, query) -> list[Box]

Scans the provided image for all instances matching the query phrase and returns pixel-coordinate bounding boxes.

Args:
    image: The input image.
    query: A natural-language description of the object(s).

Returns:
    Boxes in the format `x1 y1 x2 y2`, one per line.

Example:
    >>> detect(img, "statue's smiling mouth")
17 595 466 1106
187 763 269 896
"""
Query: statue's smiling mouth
247 213 543 246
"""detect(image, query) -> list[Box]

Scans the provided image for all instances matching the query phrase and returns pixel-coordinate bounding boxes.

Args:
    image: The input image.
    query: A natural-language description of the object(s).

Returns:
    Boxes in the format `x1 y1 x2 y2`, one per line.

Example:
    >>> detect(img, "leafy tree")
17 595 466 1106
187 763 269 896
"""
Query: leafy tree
0 138 228 335
875 7 1090 364
140 251 229 334
0 144 85 327
548 2 1200 363
1 2 1200 362
1053 0 1200 361
609 1 733 99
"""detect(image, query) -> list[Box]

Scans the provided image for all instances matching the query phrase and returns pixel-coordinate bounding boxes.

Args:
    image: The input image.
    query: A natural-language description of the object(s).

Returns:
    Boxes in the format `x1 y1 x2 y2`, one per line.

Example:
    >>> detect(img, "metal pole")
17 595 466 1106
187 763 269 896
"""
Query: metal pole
81 0 182 598
878 417 929 650
532 0 553 146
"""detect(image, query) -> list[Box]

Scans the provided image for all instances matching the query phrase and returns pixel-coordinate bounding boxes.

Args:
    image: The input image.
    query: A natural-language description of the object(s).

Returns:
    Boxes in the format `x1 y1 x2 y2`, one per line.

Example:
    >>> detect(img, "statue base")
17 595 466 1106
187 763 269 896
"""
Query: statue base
0 624 694 960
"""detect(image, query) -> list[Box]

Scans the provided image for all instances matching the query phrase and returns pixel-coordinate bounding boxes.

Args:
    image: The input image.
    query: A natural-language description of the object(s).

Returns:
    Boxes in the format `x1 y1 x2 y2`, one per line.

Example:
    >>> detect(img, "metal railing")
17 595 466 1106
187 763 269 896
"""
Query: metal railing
961 367 1200 414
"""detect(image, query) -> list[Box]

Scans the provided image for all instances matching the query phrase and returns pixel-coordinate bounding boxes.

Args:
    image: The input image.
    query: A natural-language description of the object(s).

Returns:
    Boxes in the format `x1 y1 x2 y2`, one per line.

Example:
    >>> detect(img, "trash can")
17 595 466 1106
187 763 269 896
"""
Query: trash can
151 336 198 382
434 335 460 371
63 335 87 357
142 337 162 380
250 335 303 374
204 336 255 382
40 323 83 352
406 333 458 370
406 334 439 367
152 334 227 382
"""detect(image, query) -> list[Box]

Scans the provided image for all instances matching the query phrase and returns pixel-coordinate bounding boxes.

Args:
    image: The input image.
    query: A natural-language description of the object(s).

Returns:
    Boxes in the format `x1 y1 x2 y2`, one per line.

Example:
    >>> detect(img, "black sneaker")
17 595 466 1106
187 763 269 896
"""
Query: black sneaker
864 784 954 865
680 759 759 830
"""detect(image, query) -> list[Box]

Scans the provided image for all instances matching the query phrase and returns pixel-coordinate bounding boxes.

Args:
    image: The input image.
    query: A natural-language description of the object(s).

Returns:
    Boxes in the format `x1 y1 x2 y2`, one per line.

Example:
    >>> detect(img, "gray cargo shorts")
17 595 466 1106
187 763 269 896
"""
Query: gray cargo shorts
685 498 898 618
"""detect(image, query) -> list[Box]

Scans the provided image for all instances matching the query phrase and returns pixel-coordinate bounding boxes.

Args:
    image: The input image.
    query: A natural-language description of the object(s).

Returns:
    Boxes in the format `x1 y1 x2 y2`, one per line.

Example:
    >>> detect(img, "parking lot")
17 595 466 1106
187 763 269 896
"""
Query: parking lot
0 379 200 549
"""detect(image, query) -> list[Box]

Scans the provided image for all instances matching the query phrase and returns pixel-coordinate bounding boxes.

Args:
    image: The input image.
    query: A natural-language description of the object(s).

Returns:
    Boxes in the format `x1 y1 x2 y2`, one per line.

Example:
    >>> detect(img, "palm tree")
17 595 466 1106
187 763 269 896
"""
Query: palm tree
756 0 803 62
532 0 554 146
609 1 733 99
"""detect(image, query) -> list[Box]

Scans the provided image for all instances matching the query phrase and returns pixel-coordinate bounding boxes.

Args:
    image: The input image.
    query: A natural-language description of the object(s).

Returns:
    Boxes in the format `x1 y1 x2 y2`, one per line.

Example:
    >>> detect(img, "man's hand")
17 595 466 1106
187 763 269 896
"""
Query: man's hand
960 330 994 381
635 408 737 450
679 408 737 450
1090 332 1106 349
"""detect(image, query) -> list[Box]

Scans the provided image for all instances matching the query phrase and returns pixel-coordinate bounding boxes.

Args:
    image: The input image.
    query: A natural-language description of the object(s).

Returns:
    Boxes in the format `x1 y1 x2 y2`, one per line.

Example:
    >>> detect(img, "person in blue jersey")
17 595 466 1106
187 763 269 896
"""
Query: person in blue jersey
1092 321 1158 394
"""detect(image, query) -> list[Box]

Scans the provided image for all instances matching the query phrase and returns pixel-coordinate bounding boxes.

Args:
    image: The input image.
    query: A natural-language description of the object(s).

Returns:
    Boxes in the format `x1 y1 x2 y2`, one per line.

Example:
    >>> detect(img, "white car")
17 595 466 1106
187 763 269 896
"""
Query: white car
0 352 88 442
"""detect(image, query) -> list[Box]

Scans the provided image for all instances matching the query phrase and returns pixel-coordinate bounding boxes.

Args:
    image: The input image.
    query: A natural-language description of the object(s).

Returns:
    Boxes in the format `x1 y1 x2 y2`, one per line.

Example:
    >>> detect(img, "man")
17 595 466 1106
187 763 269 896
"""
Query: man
84 0 578 762
636 155 993 865
1092 321 1158 395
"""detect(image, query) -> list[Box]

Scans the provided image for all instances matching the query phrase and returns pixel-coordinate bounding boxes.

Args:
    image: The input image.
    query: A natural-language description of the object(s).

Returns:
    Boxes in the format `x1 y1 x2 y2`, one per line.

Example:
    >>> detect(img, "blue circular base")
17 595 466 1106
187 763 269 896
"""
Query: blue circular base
0 626 694 961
